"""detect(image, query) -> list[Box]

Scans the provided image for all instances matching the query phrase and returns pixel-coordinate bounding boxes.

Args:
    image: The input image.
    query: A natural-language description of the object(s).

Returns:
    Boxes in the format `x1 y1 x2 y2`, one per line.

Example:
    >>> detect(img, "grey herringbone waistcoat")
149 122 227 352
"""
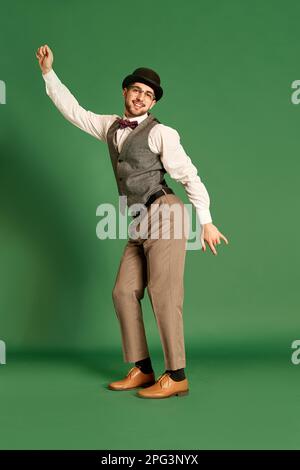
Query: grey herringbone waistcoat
106 112 171 208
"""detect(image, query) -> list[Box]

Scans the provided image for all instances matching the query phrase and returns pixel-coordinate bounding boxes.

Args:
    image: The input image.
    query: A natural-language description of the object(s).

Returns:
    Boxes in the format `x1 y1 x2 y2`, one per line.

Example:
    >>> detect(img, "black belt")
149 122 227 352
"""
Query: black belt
132 187 174 218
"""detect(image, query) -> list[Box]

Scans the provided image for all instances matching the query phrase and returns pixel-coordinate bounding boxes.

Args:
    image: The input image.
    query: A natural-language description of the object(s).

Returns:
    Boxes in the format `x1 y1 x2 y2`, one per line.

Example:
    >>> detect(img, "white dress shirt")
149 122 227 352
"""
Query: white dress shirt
42 69 213 227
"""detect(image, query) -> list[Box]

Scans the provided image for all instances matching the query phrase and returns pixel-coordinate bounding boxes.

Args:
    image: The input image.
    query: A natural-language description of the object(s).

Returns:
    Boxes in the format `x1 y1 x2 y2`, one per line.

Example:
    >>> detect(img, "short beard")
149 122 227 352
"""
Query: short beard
125 101 148 117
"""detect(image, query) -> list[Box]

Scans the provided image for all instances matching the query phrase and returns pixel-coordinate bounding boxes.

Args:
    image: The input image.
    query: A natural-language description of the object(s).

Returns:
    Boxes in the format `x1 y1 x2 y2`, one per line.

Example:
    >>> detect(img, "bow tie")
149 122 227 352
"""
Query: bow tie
117 118 139 130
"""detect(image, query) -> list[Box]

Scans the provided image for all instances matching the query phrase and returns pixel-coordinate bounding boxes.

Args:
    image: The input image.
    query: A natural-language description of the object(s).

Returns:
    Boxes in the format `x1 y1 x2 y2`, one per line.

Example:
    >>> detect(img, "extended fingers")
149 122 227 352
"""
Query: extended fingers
208 240 217 255
202 230 229 255
219 232 229 244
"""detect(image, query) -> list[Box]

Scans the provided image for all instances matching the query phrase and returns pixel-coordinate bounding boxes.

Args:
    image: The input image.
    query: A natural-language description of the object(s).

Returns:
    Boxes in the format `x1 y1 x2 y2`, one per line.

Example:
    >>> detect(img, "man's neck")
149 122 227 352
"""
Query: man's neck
123 111 149 122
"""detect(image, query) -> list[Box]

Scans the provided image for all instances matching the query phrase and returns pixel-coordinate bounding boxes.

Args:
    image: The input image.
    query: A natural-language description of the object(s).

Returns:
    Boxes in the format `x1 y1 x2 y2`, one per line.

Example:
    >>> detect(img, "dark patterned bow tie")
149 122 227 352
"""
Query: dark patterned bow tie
117 118 139 130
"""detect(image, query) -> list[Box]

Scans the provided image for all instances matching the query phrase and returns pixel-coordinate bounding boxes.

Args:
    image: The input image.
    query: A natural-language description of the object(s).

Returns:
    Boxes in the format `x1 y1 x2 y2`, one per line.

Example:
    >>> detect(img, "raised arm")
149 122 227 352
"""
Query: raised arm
35 44 116 141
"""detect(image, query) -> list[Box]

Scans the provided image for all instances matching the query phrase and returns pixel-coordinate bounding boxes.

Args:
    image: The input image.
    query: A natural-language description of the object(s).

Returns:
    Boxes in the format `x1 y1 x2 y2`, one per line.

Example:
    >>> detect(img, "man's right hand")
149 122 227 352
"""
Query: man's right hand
36 44 53 75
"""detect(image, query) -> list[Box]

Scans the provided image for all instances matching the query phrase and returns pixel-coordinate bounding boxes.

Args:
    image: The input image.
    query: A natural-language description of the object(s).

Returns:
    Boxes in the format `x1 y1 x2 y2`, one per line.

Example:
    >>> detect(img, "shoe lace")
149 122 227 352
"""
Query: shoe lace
156 372 171 388
127 366 137 377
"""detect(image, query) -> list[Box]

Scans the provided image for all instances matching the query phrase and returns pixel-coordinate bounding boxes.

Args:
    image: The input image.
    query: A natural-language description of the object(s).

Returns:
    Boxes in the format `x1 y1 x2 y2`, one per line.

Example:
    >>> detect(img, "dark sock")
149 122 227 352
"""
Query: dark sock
165 368 186 381
135 357 153 374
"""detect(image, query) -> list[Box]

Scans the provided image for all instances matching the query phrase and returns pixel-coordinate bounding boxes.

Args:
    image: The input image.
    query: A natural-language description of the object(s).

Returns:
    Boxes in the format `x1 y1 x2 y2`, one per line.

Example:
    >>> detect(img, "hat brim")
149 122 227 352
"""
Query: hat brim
122 74 163 101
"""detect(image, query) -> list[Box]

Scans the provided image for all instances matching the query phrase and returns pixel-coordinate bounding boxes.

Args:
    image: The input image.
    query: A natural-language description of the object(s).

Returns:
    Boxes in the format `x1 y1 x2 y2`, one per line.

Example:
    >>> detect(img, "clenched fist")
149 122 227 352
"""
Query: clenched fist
36 44 53 75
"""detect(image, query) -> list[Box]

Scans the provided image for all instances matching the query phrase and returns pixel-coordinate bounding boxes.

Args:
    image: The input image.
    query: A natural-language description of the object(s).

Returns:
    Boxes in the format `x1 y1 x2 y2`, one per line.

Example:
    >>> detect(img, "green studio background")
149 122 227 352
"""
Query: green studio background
0 0 299 450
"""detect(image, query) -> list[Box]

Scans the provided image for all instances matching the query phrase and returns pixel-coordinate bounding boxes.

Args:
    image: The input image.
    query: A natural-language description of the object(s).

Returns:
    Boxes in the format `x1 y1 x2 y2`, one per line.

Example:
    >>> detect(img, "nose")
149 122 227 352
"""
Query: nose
136 90 146 99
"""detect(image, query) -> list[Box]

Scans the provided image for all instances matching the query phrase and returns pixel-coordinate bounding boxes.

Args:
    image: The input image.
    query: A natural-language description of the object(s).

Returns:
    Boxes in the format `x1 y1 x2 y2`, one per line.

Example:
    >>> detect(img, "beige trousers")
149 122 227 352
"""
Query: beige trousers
112 190 190 370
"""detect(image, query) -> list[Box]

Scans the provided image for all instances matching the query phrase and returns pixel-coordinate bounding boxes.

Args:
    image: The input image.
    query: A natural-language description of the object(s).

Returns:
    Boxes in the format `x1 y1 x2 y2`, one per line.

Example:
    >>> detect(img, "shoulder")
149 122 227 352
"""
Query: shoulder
151 123 181 141
101 113 120 125
149 123 181 151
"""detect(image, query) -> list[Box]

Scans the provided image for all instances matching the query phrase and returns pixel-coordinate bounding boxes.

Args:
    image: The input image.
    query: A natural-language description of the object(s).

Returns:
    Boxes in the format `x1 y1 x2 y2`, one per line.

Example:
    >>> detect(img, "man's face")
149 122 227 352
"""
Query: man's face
123 81 157 118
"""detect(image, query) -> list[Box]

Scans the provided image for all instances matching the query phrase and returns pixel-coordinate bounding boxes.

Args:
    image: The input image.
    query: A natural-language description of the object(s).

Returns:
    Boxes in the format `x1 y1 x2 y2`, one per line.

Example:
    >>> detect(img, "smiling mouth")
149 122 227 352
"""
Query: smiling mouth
133 101 144 108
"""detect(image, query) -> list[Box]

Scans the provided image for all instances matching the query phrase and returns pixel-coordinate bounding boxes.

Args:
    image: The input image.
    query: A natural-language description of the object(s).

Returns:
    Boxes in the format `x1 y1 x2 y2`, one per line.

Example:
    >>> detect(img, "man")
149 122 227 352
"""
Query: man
36 44 229 399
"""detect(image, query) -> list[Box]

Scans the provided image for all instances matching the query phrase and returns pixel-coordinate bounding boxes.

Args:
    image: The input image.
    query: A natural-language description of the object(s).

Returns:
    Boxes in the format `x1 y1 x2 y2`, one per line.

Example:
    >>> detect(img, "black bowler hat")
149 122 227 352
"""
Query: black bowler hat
122 67 163 101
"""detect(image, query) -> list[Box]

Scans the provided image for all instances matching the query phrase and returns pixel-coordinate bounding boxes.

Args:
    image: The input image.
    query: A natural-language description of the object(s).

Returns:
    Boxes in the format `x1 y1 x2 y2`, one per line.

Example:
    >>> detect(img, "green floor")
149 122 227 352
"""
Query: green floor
0 349 299 450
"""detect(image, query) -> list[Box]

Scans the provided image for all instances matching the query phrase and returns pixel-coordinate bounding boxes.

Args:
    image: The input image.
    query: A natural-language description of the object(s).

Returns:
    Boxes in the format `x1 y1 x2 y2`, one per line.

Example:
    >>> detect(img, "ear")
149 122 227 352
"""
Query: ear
149 100 157 110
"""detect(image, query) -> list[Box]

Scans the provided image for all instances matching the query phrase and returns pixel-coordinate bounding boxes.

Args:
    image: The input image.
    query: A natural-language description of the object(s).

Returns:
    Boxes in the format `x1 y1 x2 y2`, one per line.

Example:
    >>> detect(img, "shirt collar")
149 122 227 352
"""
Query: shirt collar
122 112 149 124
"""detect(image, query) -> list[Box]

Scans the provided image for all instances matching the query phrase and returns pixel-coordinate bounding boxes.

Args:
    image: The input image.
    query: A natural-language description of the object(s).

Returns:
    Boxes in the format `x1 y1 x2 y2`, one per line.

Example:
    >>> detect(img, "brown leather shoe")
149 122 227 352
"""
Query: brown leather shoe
136 372 189 399
108 366 155 391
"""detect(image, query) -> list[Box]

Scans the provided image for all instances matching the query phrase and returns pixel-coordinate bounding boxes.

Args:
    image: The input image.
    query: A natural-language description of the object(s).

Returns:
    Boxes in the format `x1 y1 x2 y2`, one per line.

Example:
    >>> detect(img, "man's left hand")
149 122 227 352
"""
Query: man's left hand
201 223 229 255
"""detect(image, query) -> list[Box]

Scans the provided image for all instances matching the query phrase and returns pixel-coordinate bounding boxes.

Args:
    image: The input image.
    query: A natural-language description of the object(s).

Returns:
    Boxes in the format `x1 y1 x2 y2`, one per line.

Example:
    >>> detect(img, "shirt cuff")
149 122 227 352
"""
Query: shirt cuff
196 208 212 226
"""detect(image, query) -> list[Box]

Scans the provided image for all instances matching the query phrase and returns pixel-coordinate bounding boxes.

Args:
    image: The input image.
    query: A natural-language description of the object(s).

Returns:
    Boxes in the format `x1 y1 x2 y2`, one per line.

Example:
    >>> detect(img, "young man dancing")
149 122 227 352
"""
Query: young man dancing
36 44 229 399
